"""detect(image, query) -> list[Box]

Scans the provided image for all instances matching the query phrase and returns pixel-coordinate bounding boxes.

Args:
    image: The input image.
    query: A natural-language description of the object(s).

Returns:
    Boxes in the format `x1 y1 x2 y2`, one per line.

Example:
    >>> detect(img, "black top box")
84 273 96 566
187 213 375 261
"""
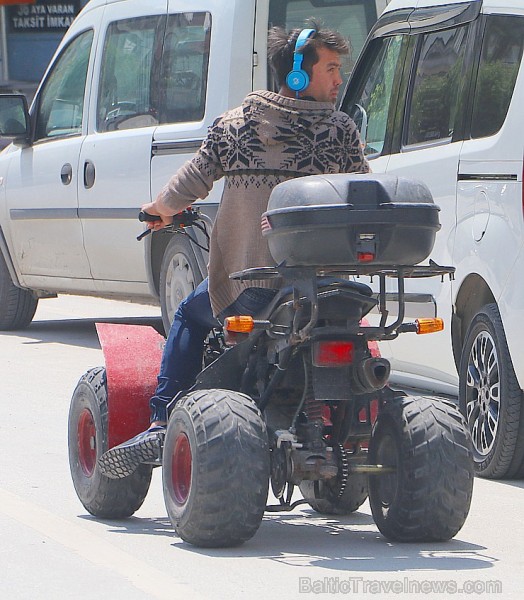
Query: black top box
262 173 441 267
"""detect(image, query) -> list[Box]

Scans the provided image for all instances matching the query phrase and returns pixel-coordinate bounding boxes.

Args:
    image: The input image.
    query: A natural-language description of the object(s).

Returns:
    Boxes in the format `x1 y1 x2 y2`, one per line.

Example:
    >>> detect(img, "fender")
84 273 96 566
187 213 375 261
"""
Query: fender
96 323 164 448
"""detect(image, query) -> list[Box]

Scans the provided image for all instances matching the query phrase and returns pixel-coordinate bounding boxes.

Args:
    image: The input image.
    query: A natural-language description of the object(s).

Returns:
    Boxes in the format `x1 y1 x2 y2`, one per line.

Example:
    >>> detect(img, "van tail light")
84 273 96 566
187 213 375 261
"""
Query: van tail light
313 340 354 367
415 317 444 334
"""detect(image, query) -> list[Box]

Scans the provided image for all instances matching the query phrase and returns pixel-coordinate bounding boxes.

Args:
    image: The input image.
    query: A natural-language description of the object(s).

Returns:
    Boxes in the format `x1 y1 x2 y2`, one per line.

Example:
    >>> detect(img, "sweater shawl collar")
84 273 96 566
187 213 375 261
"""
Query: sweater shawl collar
241 90 336 147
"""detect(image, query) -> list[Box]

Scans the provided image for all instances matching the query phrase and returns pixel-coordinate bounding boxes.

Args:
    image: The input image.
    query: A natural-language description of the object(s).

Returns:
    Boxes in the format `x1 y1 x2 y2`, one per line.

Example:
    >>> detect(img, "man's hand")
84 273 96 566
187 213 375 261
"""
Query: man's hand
140 200 175 232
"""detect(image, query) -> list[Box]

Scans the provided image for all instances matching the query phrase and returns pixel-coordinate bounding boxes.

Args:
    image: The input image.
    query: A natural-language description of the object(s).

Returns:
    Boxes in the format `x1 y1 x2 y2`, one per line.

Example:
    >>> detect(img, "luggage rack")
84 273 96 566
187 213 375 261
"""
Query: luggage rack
230 261 455 282
230 262 455 342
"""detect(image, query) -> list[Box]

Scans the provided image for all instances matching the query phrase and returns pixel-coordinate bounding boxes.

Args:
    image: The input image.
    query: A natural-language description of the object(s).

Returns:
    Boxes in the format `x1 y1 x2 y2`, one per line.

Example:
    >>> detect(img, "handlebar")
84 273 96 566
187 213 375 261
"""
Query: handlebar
137 208 211 254
138 211 162 223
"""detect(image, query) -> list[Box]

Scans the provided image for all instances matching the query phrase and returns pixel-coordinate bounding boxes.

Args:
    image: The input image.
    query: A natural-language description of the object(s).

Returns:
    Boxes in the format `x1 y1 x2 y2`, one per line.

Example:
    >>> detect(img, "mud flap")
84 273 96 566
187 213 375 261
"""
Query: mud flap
96 323 164 448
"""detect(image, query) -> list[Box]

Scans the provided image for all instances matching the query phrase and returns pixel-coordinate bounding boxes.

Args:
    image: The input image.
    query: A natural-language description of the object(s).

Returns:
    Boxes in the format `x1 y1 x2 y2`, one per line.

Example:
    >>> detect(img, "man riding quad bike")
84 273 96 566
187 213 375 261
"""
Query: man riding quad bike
68 172 474 548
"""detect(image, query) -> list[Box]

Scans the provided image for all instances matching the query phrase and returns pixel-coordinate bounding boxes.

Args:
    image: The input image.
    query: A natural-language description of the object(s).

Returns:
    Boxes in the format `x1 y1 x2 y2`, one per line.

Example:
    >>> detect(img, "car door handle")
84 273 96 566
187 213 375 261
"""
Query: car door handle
61 163 72 185
84 160 95 189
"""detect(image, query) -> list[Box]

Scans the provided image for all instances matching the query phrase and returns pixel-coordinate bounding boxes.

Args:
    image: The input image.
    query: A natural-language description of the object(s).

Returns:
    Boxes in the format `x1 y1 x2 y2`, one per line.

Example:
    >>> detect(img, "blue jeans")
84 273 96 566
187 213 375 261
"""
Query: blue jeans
149 278 277 422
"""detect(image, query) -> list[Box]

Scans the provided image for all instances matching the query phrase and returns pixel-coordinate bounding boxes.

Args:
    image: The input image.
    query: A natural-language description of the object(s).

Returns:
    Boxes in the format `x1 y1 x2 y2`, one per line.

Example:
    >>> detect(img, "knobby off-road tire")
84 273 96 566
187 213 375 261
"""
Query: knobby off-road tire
0 251 38 330
368 395 474 542
299 467 368 515
68 367 152 518
163 389 269 547
459 303 524 479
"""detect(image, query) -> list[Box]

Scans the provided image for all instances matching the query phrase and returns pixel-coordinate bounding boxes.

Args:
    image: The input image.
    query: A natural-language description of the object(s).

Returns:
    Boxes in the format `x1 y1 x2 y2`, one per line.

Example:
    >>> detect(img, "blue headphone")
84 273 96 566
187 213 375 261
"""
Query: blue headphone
286 28 316 95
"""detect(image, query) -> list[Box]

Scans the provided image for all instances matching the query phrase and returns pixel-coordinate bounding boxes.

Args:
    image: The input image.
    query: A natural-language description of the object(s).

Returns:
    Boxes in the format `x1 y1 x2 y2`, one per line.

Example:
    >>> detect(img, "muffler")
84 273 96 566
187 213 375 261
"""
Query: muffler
352 357 391 394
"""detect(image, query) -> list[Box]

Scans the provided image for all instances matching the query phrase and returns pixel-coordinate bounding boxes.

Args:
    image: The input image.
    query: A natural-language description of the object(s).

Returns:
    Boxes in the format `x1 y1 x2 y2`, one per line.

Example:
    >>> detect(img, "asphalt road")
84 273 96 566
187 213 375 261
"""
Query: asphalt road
1 295 523 600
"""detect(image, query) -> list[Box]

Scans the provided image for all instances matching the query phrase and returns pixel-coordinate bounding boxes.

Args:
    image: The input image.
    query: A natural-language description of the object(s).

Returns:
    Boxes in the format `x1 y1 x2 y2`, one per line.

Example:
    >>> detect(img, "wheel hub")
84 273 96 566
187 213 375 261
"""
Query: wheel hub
465 331 500 457
270 443 288 499
166 252 195 323
77 408 96 477
171 432 192 504
374 433 398 508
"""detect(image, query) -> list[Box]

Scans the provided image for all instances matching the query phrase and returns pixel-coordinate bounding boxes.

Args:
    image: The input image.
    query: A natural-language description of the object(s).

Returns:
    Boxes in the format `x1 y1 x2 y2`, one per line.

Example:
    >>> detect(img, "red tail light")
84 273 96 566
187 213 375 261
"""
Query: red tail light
313 340 354 367
357 251 375 263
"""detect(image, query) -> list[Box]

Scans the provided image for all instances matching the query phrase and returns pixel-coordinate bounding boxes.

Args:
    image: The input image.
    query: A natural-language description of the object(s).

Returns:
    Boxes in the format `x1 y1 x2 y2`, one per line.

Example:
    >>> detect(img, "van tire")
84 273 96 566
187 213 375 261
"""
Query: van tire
159 235 203 332
0 251 38 330
459 304 524 478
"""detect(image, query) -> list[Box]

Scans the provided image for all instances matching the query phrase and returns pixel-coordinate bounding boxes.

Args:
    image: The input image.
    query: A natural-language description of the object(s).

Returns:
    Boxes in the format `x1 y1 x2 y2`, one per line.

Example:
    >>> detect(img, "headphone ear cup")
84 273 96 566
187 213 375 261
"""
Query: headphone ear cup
286 28 315 94
286 69 309 92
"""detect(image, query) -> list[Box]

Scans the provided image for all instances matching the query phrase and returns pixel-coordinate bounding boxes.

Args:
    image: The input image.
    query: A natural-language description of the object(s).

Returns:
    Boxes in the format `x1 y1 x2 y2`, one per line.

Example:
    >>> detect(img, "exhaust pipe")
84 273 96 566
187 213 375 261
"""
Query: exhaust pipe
352 357 391 394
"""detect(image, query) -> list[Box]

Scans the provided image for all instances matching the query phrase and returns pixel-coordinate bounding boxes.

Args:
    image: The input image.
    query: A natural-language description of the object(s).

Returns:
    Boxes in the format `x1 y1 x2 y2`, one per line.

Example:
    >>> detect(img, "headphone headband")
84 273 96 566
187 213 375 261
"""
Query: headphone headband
286 28 316 95
294 28 316 53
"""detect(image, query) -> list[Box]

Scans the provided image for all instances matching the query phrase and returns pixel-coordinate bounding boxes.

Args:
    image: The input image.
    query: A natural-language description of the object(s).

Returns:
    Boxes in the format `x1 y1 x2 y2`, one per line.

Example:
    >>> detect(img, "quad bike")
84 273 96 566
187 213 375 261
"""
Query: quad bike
68 173 474 547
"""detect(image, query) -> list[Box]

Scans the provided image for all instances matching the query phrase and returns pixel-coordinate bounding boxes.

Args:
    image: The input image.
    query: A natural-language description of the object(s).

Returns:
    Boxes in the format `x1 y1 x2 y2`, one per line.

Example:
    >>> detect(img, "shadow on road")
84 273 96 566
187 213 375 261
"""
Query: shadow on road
86 506 495 573
1 317 164 350
188 510 494 572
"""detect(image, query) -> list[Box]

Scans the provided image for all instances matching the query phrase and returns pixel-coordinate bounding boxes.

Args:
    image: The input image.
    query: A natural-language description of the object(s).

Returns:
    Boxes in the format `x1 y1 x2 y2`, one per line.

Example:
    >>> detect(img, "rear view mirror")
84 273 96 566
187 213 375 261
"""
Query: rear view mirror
349 103 368 146
0 94 31 146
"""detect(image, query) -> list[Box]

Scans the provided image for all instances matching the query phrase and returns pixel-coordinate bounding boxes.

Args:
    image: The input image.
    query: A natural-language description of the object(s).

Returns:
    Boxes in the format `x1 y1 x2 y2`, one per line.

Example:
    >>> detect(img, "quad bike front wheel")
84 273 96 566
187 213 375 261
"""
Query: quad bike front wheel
368 395 474 542
68 367 152 518
163 389 269 547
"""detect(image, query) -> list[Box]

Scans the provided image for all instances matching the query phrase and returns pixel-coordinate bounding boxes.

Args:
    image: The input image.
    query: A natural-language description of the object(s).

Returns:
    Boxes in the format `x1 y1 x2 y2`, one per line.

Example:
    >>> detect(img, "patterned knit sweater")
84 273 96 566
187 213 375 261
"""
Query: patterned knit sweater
158 90 369 316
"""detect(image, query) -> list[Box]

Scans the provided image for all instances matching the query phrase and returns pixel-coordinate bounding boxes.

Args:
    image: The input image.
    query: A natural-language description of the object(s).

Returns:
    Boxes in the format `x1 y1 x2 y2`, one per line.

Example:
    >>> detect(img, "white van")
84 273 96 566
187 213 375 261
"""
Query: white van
341 0 524 478
0 0 387 334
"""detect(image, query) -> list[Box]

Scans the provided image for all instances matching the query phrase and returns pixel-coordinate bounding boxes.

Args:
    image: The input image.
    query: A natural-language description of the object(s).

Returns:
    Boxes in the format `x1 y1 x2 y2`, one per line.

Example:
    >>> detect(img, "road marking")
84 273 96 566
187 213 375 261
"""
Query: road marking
0 487 204 600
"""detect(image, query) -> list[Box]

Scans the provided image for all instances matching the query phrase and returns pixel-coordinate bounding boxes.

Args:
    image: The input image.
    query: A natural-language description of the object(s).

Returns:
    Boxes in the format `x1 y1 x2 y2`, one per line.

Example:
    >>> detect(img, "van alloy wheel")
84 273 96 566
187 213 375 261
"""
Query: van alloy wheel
464 330 500 458
459 304 524 478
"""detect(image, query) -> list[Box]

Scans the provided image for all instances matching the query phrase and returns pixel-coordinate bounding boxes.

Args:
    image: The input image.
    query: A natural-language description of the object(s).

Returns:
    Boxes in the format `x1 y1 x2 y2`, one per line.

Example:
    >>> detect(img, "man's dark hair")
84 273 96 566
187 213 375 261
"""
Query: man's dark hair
267 20 350 89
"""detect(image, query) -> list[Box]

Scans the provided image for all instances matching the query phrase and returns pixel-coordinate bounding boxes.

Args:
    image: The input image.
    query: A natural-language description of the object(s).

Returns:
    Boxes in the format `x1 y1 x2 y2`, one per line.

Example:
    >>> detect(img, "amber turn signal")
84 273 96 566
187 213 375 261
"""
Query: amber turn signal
415 317 444 334
224 315 255 333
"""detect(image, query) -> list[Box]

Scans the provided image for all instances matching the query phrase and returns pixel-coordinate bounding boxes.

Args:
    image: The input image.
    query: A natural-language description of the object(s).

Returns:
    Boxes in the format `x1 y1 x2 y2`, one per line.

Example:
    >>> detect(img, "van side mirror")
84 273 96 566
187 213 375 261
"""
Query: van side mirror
0 94 31 147
349 103 368 146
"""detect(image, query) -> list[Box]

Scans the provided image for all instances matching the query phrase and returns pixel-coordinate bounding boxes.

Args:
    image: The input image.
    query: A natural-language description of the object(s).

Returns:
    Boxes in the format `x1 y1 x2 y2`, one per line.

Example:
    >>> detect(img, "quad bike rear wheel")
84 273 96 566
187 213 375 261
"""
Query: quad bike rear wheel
163 389 269 547
299 446 368 515
368 395 474 542
68 367 152 518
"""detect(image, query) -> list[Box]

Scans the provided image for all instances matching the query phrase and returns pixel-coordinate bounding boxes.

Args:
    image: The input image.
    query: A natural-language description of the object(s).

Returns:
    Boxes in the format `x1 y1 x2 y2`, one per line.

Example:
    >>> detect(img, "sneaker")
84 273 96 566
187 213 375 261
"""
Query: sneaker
98 426 166 479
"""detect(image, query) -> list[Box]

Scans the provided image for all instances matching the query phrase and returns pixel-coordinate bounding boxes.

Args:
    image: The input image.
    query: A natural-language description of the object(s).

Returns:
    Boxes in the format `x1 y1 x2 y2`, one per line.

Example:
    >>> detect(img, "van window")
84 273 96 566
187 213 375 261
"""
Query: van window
157 12 211 124
97 16 164 132
268 0 380 92
471 15 524 139
405 25 469 146
342 35 404 156
35 30 94 141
